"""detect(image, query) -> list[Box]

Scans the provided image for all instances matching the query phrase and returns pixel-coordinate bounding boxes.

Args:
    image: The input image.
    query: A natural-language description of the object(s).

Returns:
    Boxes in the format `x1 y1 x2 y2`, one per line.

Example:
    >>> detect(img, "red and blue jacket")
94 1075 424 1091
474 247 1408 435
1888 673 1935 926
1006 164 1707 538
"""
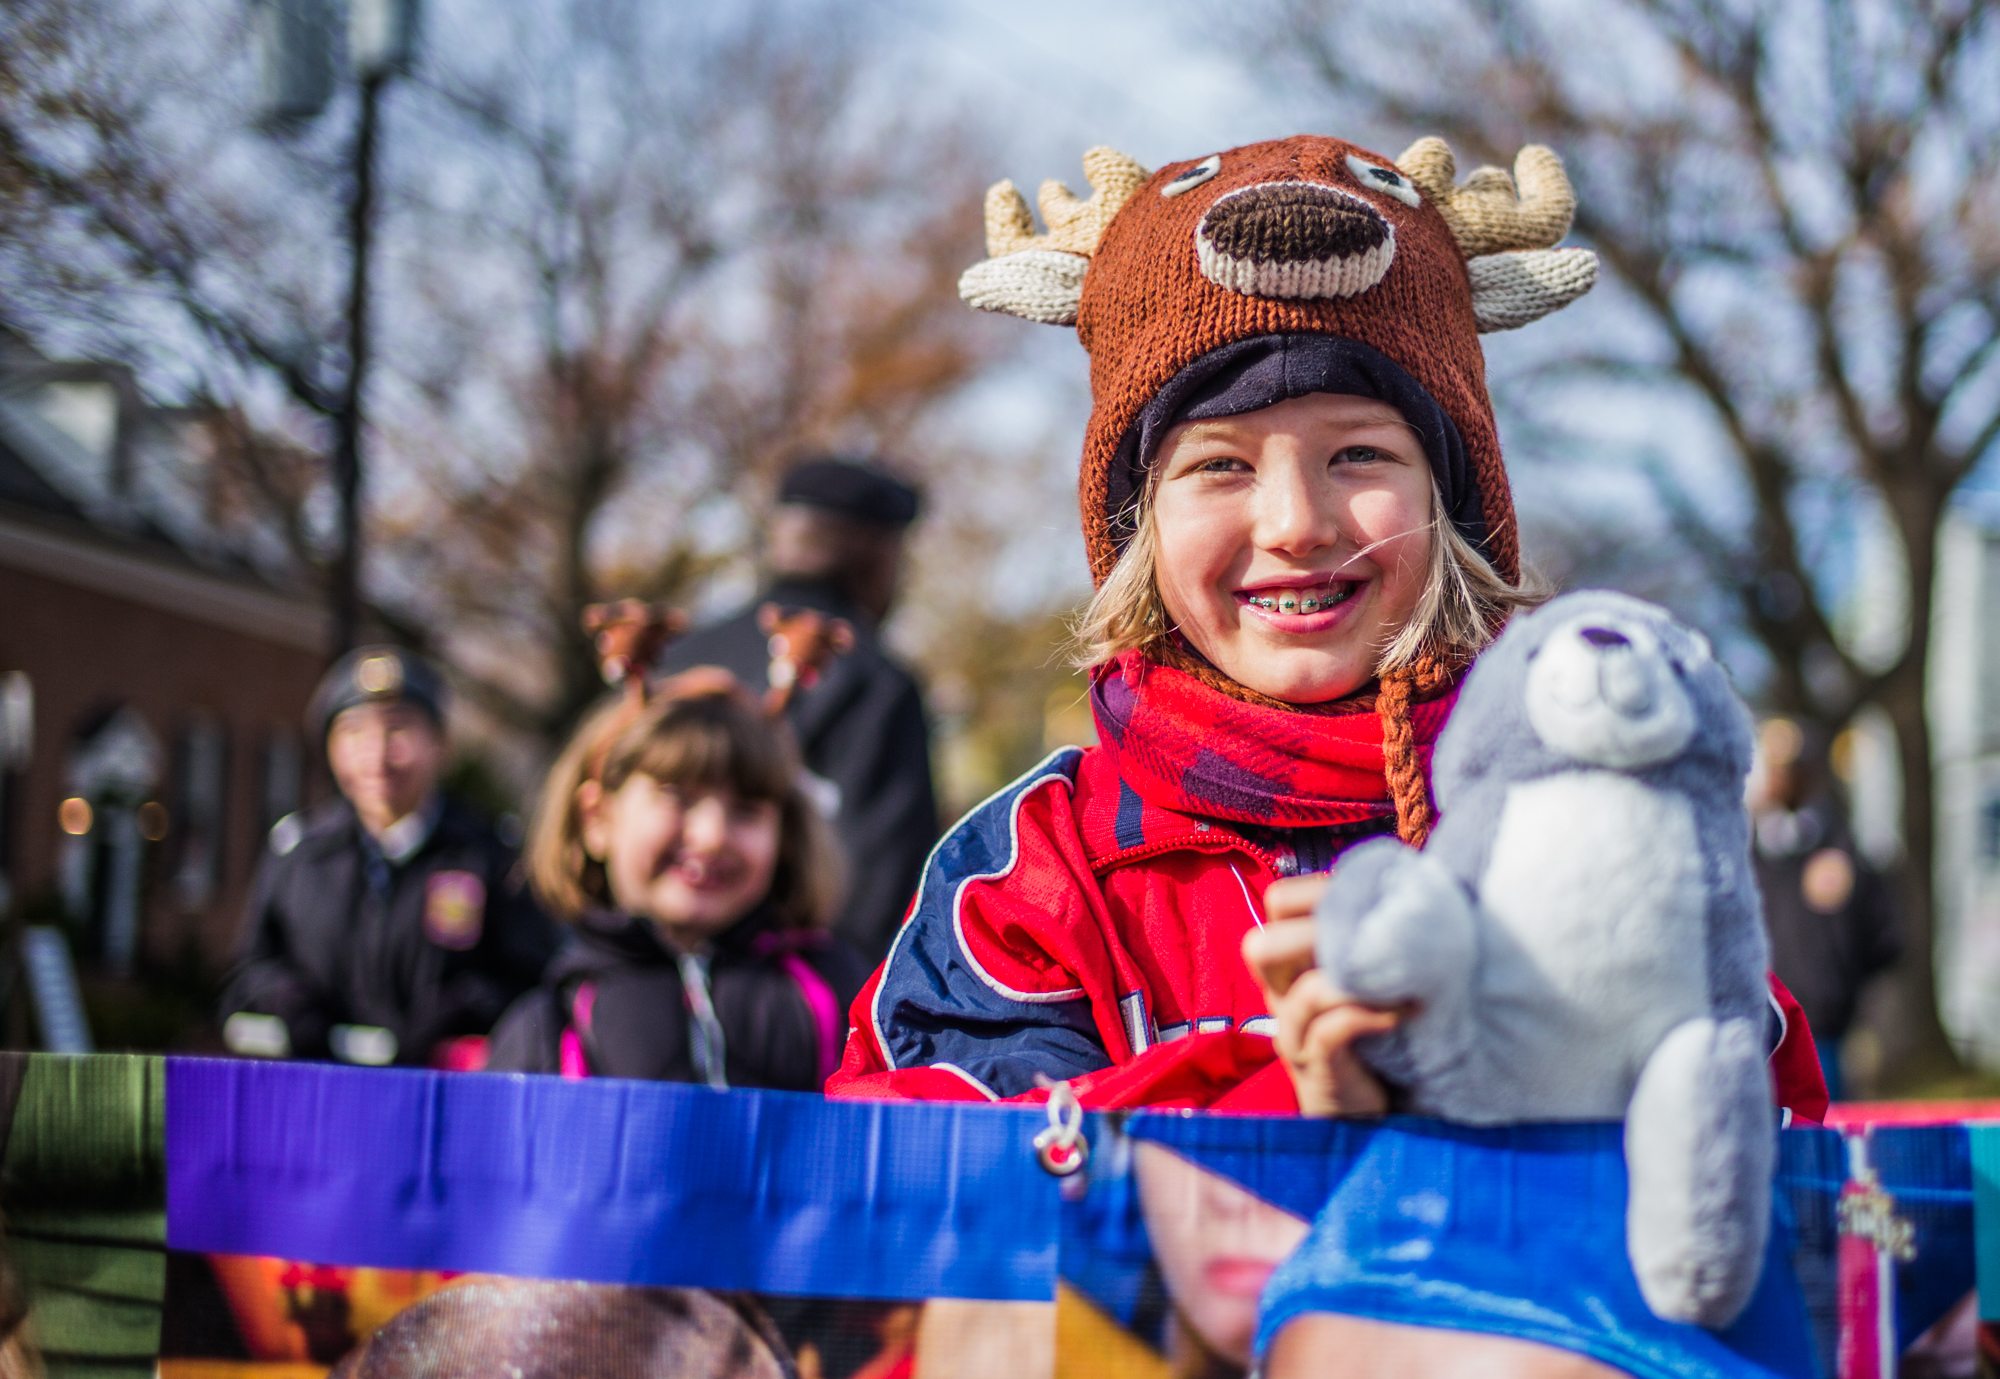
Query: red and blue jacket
828 654 1828 1121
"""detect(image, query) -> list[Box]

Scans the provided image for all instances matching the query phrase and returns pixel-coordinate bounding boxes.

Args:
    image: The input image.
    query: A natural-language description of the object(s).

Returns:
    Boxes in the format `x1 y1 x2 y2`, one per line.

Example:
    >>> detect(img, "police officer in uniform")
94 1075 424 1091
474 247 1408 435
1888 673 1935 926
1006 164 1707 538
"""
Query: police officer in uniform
658 457 939 962
219 648 557 1066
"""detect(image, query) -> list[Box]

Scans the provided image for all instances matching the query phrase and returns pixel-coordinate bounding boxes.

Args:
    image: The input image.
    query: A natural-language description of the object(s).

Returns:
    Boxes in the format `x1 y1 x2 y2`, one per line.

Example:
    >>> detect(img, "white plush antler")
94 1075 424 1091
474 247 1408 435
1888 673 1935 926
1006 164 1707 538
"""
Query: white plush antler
961 147 1148 326
1397 137 1598 331
1466 249 1599 331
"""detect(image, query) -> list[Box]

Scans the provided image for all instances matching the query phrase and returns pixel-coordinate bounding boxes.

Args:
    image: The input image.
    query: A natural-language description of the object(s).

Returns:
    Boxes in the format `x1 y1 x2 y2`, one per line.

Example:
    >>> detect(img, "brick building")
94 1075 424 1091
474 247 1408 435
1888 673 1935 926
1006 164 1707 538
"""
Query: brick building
0 338 327 1003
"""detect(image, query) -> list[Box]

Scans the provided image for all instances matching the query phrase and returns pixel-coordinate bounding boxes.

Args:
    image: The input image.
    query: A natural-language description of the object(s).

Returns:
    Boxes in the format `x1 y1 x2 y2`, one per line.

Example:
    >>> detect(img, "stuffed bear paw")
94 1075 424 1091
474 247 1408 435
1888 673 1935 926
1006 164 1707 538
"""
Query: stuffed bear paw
1312 837 1480 1095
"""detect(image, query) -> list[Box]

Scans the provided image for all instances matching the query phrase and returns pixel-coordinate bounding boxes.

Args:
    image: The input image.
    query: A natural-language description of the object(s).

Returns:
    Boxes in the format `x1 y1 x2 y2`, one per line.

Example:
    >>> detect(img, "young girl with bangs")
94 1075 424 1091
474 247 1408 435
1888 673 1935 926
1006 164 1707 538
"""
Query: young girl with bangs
487 677 867 1089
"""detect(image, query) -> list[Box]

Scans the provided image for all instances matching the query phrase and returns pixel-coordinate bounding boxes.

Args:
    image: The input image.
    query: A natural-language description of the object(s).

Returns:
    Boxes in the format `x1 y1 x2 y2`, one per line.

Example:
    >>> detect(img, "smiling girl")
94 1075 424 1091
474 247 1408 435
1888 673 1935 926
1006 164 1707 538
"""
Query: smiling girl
488 676 866 1088
827 134 1825 1130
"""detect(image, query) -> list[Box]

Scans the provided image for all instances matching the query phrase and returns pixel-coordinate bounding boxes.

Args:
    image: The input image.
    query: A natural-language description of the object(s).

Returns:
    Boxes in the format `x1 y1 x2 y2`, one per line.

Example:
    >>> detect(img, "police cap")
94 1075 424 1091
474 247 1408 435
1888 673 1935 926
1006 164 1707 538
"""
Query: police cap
777 457 921 528
309 646 447 739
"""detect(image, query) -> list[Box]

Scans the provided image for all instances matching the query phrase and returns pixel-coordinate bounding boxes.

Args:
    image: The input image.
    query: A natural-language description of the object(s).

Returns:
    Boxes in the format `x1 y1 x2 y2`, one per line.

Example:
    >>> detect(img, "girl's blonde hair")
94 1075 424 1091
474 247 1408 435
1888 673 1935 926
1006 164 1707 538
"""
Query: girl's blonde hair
524 682 845 928
1071 468 1539 674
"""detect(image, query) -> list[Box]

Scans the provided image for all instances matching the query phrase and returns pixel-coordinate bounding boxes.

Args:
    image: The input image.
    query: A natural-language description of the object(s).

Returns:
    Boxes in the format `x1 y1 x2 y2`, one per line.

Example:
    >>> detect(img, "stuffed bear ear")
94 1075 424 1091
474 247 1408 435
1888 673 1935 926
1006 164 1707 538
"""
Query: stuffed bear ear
957 147 1147 327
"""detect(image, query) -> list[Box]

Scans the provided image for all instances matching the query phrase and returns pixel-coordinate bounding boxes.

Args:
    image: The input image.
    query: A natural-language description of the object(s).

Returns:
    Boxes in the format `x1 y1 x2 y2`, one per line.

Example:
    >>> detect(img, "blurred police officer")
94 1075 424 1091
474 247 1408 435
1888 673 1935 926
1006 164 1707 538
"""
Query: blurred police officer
659 457 939 962
219 647 558 1067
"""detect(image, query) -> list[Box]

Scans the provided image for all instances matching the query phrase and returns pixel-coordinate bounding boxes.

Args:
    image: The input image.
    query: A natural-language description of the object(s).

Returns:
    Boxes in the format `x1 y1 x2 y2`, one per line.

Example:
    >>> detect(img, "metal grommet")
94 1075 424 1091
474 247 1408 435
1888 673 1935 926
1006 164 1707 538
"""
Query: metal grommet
1035 1127 1091 1177
1033 1081 1089 1178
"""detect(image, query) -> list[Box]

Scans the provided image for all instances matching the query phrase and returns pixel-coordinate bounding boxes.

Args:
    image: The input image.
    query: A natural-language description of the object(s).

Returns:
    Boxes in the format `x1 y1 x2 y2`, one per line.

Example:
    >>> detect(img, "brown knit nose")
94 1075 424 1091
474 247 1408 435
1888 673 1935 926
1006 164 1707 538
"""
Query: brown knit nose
1195 182 1396 300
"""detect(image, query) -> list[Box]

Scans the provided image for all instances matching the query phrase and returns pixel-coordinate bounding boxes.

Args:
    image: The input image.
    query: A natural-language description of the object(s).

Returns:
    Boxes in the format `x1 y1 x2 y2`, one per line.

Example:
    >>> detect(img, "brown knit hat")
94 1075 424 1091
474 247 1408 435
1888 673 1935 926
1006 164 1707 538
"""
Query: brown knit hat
959 134 1597 841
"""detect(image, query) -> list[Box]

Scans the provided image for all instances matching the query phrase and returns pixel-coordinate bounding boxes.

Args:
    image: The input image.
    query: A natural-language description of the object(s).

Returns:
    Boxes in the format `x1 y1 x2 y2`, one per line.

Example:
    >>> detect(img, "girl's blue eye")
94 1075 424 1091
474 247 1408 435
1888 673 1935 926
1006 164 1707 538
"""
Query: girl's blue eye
1334 446 1387 465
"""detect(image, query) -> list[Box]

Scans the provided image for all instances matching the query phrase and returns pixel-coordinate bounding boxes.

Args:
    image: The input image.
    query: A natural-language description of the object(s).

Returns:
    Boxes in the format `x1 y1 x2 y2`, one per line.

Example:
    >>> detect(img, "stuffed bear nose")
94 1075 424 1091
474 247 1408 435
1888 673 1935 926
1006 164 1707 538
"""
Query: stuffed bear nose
1580 626 1630 649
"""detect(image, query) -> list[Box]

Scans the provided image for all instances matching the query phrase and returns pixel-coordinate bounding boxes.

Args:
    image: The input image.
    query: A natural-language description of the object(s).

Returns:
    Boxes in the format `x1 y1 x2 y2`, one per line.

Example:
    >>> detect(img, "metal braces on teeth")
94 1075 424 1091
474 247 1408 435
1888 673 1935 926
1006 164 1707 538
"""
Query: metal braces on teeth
1251 589 1345 613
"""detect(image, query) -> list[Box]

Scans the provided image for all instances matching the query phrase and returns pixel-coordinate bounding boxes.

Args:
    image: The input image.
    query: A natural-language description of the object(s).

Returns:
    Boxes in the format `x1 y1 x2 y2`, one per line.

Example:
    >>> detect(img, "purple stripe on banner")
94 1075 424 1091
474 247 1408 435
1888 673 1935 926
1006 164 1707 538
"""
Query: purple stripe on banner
165 1057 1057 1301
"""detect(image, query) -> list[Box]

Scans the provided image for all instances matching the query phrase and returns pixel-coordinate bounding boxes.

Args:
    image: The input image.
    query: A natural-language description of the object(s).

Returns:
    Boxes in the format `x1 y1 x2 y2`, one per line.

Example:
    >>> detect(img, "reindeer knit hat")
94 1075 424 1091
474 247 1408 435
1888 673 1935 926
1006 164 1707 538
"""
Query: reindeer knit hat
958 134 1597 843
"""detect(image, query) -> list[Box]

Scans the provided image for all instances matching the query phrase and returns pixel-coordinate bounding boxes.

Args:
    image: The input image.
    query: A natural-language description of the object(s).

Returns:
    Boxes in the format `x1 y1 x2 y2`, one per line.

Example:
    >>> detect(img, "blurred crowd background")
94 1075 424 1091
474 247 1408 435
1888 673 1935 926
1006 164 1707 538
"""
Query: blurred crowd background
0 0 1995 1099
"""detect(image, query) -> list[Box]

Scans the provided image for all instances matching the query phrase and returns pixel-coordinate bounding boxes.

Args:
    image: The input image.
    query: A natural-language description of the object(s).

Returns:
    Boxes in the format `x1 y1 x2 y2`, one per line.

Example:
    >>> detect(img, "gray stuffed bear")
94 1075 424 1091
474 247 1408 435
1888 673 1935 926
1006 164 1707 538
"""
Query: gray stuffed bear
1313 590 1774 1327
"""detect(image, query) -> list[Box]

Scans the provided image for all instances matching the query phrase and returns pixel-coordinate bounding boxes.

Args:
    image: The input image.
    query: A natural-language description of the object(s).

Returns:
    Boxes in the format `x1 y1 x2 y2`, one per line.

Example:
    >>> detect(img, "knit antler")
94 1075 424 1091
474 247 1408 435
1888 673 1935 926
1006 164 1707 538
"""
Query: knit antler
962 147 1149 326
1394 137 1597 333
757 603 855 716
582 599 688 706
1395 139 1576 256
983 146 1150 258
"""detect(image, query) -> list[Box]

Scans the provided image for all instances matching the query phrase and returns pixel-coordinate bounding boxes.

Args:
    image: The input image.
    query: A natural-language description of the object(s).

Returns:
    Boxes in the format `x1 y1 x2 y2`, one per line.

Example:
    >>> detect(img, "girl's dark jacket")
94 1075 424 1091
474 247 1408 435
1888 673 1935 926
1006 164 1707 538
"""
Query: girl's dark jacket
486 908 870 1091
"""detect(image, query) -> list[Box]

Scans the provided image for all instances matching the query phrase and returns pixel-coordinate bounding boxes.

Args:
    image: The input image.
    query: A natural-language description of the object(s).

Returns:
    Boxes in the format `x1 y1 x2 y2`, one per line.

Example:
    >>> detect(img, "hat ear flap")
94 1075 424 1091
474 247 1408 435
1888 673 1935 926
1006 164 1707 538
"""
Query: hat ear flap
959 249 1088 326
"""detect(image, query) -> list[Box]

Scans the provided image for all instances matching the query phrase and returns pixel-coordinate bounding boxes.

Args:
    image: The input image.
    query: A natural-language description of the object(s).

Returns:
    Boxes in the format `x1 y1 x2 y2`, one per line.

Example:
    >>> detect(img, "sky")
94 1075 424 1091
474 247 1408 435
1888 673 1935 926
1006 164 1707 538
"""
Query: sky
902 0 1288 170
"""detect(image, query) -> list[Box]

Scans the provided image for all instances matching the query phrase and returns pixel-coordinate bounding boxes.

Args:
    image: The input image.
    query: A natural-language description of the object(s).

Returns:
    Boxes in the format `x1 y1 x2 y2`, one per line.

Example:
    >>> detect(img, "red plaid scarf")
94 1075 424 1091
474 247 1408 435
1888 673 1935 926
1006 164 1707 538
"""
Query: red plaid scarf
1089 650 1457 827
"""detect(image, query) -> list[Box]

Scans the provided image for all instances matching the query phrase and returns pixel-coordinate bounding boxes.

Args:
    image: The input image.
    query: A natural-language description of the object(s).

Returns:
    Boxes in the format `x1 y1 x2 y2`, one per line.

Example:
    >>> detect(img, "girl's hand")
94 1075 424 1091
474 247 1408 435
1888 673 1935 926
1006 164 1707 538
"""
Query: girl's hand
1243 876 1404 1118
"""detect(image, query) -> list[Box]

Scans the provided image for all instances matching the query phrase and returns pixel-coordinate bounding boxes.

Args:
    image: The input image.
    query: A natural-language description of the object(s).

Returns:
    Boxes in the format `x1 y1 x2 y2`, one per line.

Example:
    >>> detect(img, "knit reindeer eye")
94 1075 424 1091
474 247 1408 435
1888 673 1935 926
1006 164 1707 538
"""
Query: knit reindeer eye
1161 155 1221 199
1346 155 1421 207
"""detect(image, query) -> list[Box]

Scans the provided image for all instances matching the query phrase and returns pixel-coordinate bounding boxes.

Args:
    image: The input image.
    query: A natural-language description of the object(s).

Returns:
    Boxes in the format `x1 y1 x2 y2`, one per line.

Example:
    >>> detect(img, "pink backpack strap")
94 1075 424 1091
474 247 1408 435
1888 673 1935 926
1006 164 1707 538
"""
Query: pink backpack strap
559 980 597 1080
775 952 842 1086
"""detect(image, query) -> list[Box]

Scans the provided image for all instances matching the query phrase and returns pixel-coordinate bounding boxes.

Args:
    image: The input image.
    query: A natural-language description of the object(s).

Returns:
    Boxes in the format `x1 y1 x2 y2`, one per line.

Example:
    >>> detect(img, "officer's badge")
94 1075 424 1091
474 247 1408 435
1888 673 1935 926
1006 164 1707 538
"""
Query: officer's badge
356 653 404 698
423 871 486 950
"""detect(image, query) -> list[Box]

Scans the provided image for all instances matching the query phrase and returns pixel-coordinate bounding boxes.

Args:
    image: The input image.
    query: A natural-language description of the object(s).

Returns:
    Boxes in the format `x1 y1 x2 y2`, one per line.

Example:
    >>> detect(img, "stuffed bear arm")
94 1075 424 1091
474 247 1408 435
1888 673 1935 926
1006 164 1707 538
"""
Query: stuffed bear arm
1313 837 1480 1013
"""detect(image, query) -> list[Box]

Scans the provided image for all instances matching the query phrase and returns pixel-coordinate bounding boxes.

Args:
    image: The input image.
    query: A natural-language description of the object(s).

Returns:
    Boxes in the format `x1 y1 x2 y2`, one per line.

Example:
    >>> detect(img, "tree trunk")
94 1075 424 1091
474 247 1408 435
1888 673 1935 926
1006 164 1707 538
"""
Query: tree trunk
1872 519 1968 1087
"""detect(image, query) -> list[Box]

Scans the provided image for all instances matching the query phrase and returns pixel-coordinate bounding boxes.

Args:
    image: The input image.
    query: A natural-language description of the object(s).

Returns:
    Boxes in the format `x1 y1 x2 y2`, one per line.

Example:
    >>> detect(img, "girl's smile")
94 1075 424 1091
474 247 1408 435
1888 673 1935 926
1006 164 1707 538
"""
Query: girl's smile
1152 391 1435 704
580 773 781 949
1235 575 1362 629
660 847 749 894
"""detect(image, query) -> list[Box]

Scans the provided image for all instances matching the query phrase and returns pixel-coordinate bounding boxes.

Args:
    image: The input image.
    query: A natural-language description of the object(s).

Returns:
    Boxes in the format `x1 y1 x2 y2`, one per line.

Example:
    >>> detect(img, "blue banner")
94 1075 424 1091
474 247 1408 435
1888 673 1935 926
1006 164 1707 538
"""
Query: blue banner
164 1057 1059 1301
147 1057 1995 1376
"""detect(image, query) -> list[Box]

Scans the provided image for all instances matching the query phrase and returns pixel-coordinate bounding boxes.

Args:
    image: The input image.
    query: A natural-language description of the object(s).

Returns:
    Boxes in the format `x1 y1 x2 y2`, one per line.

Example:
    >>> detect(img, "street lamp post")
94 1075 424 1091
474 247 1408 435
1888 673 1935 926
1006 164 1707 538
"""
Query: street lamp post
330 67 385 656
256 0 419 658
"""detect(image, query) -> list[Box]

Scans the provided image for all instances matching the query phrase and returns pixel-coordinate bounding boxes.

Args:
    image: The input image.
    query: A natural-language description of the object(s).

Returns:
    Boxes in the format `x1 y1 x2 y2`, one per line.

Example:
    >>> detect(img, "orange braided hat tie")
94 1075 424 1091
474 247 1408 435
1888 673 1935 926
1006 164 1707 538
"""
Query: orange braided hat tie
1377 651 1461 847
